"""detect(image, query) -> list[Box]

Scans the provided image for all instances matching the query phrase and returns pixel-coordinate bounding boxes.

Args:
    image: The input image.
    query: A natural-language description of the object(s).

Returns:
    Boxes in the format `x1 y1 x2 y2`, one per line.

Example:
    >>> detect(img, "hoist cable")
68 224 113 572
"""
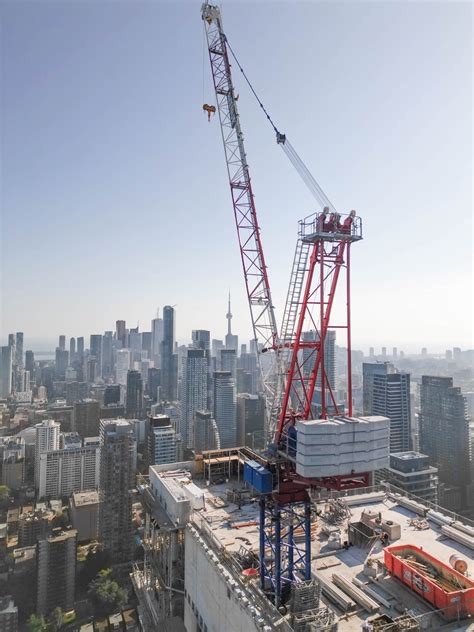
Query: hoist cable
224 35 337 212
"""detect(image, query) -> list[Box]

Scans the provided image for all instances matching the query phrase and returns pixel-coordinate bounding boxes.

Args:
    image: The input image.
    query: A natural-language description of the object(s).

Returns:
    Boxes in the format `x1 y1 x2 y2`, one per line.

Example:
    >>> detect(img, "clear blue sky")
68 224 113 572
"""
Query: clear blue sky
1 1 472 352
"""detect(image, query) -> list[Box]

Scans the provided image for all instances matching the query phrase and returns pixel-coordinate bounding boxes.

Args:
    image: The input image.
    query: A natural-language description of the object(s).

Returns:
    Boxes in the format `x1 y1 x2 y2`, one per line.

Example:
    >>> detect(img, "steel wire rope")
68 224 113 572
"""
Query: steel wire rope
224 35 337 212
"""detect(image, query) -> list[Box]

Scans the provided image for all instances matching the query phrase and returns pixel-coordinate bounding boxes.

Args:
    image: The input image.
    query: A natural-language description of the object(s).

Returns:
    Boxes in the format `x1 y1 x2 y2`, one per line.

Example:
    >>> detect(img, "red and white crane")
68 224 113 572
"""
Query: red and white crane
202 1 372 606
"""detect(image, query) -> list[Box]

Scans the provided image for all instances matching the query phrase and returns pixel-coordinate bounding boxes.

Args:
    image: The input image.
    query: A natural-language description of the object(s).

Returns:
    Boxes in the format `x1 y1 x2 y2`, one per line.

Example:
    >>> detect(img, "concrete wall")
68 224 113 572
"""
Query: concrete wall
184 527 262 632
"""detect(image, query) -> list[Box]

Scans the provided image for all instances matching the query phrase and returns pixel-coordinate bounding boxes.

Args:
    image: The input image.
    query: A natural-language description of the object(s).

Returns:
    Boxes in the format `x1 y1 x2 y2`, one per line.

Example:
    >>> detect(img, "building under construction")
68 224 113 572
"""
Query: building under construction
132 447 474 632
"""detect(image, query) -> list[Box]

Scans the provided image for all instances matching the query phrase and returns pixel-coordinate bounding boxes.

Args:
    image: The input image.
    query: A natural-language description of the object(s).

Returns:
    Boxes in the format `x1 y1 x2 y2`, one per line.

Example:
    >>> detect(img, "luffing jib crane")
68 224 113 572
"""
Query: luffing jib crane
201 2 380 609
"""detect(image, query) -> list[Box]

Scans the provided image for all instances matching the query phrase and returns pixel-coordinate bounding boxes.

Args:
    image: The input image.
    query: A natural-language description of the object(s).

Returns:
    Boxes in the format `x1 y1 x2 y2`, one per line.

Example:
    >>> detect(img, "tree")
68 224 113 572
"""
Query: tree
48 606 64 631
87 569 127 616
0 485 9 505
78 547 111 589
26 614 47 632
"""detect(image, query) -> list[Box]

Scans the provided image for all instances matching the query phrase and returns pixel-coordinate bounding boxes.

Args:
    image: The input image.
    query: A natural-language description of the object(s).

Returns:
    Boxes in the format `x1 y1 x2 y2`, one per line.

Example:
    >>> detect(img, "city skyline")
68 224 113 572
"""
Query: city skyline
0 3 472 629
1 1 472 350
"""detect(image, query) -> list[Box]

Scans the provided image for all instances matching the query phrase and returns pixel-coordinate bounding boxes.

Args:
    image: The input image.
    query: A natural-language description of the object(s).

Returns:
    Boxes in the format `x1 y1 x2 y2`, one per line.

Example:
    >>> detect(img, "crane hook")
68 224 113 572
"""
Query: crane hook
203 103 216 122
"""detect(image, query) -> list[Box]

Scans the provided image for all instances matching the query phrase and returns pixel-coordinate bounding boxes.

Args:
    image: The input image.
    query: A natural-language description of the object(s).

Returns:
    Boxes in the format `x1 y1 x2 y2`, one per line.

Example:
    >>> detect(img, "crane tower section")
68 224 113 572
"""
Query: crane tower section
276 211 363 443
202 4 279 409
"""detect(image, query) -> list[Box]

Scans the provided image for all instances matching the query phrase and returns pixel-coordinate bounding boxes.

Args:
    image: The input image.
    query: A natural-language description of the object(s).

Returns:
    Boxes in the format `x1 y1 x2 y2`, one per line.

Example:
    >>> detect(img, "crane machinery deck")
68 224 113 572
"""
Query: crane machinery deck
201 2 390 608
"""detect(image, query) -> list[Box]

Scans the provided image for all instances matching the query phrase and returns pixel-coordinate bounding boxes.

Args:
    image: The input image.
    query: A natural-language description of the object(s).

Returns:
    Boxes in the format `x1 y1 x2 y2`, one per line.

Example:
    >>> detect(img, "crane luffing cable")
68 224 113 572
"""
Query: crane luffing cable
224 35 337 213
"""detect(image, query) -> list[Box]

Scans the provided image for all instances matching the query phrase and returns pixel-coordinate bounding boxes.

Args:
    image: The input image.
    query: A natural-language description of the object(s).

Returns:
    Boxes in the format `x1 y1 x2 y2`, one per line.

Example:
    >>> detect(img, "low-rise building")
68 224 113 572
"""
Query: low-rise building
70 490 99 541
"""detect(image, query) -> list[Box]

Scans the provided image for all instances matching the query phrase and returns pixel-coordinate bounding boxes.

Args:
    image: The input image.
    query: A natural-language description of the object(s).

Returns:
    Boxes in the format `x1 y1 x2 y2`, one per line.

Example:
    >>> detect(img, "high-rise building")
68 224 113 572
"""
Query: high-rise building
116 348 131 386
102 331 113 378
25 350 35 375
0 436 25 491
180 350 207 448
419 376 471 510
161 306 177 401
116 320 127 348
151 314 164 362
141 331 152 358
86 358 97 383
99 419 135 563
375 452 438 504
36 528 77 615
225 293 238 352
236 394 265 449
213 371 236 448
58 335 66 352
194 410 220 453
220 349 237 379
126 370 143 419
90 335 103 378
300 330 336 411
37 442 100 499
129 330 141 356
363 362 411 452
193 331 212 408
73 399 100 438
238 352 258 394
55 348 69 380
147 367 161 402
34 420 60 488
77 337 84 358
236 368 252 395
192 330 211 351
69 337 76 361
212 339 224 358
104 384 121 406
148 415 178 465
15 332 24 368
0 346 13 398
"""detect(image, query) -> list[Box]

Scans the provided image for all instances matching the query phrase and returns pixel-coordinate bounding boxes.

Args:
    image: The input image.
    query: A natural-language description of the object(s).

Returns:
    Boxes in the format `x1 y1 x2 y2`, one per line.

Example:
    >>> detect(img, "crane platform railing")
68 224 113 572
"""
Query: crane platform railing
299 210 363 243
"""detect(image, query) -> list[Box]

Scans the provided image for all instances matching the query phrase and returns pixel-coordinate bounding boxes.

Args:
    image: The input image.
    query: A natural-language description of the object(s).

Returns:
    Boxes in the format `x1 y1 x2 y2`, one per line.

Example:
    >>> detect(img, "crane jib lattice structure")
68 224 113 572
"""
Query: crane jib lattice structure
202 3 280 418
202 2 367 607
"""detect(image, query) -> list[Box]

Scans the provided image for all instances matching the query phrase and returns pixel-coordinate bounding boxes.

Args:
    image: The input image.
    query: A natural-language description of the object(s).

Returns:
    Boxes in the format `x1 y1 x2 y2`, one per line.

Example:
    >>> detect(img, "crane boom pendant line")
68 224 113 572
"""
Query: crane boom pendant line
202 3 280 437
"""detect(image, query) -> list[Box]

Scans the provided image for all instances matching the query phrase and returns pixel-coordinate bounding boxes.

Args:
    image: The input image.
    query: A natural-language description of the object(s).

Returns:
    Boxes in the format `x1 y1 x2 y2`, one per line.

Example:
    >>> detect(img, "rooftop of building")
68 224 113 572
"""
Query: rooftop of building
71 490 99 507
390 451 427 460
13 545 36 565
145 452 474 631
44 527 77 543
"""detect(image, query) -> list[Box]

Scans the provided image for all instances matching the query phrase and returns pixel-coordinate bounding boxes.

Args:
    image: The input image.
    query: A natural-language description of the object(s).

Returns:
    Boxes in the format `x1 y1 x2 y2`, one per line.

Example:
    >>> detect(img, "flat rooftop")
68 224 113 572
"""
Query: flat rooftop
72 490 99 507
155 469 474 631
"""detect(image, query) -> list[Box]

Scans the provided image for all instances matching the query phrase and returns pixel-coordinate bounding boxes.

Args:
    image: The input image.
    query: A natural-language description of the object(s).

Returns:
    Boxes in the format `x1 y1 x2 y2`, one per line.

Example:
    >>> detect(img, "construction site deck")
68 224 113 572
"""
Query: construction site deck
141 451 474 632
